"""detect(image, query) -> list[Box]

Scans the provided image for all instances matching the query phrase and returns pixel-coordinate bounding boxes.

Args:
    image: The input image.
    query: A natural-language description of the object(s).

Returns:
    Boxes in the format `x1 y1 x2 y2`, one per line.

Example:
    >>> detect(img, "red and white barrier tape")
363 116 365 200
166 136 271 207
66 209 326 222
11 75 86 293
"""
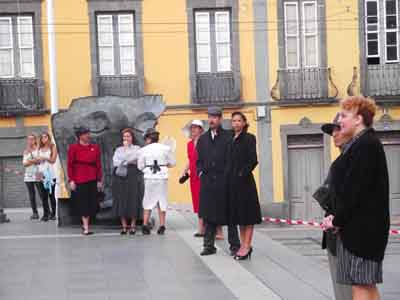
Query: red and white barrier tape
168 207 400 236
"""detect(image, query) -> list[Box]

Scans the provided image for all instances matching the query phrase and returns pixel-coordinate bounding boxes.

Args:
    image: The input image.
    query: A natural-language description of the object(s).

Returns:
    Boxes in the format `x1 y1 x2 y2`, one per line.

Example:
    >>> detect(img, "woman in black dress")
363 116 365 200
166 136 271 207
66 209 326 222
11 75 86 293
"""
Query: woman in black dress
227 112 262 260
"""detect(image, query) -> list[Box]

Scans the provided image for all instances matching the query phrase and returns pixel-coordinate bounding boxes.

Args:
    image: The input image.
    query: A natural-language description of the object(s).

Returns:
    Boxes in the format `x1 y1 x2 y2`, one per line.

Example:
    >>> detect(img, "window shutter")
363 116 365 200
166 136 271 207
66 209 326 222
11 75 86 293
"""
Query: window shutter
195 12 211 73
215 11 231 72
0 17 14 77
302 1 318 67
384 0 399 62
118 14 135 75
365 0 380 58
97 15 114 76
18 16 35 77
284 3 300 68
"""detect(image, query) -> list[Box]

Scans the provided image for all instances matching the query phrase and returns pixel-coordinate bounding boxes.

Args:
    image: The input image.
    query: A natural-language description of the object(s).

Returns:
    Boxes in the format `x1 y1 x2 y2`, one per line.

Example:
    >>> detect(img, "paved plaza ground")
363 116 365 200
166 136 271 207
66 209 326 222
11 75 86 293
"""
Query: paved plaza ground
0 208 399 300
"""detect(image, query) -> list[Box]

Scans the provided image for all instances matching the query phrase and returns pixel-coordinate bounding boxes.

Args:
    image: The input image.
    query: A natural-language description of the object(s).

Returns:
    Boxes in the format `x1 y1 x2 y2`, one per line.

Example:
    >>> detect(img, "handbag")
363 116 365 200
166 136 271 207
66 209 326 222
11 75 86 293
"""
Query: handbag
312 183 331 211
179 173 190 184
115 164 128 178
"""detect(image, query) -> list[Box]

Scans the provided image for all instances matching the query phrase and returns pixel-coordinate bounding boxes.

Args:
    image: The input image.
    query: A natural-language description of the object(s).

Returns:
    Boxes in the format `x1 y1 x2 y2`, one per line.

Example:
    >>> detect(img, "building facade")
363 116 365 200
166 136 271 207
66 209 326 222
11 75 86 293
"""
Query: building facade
0 0 399 221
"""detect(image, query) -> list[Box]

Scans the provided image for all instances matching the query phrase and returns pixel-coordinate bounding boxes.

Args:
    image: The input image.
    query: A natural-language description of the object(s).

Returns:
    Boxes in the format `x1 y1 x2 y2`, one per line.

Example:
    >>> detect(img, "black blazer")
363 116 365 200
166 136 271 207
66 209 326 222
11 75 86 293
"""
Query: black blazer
330 128 390 261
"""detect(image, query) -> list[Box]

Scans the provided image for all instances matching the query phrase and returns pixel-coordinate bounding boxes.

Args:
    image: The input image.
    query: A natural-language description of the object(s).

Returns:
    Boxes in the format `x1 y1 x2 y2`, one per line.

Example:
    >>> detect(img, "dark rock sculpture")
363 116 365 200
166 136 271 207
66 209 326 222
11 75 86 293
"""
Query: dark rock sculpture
52 95 165 219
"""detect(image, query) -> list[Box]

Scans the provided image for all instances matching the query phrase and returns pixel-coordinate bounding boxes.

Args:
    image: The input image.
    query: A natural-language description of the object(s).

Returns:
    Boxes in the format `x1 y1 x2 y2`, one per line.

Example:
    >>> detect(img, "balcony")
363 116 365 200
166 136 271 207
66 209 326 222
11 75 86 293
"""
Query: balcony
364 64 400 99
97 75 143 98
271 67 338 103
193 72 241 104
0 79 45 115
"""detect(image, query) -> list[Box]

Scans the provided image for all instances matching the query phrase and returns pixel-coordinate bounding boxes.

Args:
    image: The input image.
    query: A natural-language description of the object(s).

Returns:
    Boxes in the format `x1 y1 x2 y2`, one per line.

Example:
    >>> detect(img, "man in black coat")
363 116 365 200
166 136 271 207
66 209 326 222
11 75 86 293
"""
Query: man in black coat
196 107 240 256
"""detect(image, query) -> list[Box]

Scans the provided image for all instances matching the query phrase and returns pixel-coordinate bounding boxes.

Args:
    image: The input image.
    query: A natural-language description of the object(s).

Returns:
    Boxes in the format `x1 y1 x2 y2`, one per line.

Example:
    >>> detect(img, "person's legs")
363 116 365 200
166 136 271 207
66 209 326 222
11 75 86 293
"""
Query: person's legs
142 209 152 234
228 224 240 254
236 225 253 256
37 182 50 220
198 217 204 234
120 217 128 233
25 182 38 218
216 225 224 240
352 285 380 300
203 222 217 251
49 182 56 219
82 216 91 234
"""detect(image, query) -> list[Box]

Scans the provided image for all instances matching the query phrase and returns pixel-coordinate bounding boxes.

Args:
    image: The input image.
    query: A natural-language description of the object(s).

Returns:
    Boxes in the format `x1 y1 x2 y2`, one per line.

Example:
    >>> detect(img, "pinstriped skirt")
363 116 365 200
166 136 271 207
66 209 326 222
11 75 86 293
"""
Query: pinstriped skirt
336 236 383 285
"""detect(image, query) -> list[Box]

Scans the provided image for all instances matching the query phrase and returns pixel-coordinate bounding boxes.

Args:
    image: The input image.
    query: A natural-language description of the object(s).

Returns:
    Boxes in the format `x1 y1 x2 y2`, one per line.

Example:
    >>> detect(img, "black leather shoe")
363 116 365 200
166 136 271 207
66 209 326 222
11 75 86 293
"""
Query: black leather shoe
234 247 253 261
30 213 39 220
50 214 56 221
157 226 166 235
142 225 151 235
41 215 49 222
200 248 217 256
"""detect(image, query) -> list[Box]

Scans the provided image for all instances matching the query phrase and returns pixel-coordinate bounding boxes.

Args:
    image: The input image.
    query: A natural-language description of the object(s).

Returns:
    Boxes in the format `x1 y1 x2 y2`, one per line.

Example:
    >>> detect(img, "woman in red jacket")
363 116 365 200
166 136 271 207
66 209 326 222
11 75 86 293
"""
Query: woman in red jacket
182 120 204 237
67 127 103 235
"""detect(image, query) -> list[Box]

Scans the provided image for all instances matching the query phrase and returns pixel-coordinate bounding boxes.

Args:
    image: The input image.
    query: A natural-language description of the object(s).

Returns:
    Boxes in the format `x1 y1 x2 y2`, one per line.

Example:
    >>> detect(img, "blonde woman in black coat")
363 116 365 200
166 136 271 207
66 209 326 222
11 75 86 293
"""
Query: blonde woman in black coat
226 112 262 260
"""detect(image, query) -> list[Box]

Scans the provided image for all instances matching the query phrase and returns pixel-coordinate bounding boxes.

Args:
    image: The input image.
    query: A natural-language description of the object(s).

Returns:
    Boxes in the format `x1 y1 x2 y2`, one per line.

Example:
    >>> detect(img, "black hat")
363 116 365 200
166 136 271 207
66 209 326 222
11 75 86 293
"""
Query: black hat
321 113 340 136
207 106 223 117
74 126 90 137
144 127 160 139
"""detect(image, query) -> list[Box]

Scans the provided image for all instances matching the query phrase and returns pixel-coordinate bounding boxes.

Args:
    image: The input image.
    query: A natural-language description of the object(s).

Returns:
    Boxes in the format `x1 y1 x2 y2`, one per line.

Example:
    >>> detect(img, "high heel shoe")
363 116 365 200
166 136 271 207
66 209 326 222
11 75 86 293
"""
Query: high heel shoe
234 247 253 261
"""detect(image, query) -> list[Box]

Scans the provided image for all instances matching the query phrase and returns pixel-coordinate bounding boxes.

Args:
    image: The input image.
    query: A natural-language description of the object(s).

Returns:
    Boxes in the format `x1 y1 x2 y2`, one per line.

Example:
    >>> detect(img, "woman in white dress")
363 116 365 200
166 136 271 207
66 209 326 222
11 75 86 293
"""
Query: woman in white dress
23 134 40 220
37 132 58 221
112 128 144 235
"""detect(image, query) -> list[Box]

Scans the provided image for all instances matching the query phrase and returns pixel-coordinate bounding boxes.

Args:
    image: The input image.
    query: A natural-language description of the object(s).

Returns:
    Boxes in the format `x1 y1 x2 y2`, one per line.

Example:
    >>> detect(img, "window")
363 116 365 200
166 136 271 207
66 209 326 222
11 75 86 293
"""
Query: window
365 0 400 64
284 1 318 69
97 13 135 76
194 10 232 73
0 15 35 78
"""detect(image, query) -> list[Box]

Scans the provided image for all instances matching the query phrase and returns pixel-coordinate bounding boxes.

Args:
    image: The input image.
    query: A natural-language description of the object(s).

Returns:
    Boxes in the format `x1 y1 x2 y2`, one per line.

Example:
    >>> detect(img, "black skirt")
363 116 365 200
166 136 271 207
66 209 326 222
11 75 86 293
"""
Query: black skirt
71 181 98 217
112 165 144 219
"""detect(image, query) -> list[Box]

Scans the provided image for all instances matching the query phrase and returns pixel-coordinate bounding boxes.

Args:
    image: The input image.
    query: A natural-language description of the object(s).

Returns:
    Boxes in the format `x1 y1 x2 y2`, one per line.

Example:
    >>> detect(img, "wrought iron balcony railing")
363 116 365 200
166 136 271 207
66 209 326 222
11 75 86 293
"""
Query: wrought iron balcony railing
193 72 241 104
0 78 44 112
365 64 400 98
97 75 143 98
271 67 338 102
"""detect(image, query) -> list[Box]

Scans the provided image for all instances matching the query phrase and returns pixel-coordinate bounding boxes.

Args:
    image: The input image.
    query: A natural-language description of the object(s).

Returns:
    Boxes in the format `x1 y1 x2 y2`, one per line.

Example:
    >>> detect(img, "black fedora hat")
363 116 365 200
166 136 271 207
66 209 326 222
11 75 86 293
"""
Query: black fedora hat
321 113 340 136
74 126 90 137
143 128 160 139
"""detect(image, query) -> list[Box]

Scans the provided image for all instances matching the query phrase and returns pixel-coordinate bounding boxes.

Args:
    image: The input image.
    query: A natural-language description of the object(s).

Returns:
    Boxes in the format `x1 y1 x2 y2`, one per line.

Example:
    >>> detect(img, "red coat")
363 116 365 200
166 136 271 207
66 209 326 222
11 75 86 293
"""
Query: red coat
187 140 200 213
67 143 102 184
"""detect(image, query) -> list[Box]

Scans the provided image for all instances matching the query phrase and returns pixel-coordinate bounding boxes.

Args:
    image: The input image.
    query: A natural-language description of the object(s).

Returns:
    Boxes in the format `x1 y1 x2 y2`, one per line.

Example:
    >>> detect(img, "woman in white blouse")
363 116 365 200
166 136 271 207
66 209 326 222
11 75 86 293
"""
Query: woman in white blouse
112 128 144 235
23 134 40 220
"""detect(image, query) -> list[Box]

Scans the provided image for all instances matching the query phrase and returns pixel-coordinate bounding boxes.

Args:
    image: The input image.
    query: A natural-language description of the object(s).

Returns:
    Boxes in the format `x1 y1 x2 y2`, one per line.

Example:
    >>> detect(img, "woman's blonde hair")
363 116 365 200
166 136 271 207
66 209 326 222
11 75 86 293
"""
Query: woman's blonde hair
26 133 38 150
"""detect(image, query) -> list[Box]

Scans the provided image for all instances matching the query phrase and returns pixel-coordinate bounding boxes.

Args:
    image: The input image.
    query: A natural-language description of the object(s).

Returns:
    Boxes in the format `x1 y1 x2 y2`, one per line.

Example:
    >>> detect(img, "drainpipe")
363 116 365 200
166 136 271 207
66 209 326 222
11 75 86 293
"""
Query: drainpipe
47 0 58 114
47 0 61 220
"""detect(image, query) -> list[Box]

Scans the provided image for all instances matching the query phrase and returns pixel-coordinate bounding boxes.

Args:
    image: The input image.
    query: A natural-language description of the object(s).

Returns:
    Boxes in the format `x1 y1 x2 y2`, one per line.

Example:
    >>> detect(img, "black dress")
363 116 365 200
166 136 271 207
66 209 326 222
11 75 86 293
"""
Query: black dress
226 132 262 225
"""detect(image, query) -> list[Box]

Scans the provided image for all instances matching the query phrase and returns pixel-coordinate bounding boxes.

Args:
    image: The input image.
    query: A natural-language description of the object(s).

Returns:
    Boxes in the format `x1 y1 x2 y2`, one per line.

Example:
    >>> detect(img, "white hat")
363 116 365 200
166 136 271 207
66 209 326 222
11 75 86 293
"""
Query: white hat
191 120 204 129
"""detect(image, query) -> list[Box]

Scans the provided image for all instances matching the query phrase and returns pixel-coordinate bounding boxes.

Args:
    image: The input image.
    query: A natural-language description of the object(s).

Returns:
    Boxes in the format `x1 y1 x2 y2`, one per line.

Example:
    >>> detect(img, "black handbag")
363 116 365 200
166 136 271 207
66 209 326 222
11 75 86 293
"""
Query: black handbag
179 173 190 184
312 184 331 211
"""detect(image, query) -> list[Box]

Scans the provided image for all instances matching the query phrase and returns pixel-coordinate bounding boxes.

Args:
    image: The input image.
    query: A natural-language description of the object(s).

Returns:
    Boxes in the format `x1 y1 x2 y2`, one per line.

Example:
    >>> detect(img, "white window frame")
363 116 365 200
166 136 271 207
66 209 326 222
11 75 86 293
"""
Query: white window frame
365 0 381 58
284 2 300 69
97 14 115 76
118 14 136 75
302 1 319 68
0 17 14 78
195 11 212 73
17 16 35 78
215 10 232 72
383 0 399 62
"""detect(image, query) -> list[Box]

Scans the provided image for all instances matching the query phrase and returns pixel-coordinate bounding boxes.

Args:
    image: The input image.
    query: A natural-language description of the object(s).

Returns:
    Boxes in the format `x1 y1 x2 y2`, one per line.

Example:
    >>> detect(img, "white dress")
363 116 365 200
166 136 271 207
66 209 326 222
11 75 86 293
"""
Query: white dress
137 143 176 211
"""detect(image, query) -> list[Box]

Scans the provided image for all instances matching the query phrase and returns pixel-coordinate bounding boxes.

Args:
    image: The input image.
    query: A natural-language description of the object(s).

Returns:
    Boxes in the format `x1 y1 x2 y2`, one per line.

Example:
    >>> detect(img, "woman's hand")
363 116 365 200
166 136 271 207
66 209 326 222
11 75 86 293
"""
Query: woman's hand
97 181 103 191
322 215 335 231
70 181 76 191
